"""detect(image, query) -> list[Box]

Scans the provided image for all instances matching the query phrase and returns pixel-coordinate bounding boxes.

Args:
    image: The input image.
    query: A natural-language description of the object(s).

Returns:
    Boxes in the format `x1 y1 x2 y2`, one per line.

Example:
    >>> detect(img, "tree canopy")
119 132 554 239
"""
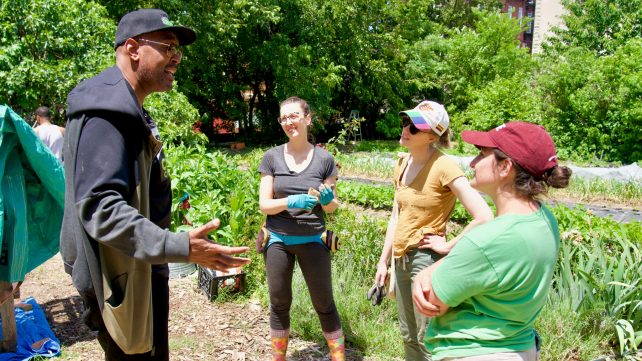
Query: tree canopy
1 0 640 163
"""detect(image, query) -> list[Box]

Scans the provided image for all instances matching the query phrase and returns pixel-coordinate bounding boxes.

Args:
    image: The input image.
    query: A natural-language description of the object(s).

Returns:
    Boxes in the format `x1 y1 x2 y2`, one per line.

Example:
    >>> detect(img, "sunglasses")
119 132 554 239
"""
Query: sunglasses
401 117 424 135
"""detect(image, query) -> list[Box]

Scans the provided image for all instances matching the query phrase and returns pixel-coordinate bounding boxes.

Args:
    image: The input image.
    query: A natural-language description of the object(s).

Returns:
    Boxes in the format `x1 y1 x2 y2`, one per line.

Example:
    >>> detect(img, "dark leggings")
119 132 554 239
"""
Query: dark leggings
96 272 169 361
265 242 342 333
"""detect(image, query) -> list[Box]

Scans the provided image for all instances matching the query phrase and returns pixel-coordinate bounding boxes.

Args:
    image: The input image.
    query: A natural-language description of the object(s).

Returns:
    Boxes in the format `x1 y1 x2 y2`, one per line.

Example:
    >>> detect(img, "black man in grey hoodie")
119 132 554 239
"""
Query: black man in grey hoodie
61 9 250 360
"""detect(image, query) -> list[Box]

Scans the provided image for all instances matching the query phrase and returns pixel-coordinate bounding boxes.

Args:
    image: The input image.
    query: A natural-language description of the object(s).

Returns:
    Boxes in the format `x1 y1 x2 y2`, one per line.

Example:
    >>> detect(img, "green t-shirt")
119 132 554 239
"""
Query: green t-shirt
426 205 560 360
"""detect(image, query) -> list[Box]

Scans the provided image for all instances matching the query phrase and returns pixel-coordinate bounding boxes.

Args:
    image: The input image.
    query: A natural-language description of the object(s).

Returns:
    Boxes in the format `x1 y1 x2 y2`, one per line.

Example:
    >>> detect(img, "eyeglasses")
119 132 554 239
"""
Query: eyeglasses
137 38 182 58
401 117 426 135
277 112 305 125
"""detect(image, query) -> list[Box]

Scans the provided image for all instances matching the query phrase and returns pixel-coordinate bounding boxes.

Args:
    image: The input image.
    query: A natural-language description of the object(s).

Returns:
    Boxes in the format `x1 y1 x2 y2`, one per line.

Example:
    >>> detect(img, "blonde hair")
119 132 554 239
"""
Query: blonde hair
437 128 451 149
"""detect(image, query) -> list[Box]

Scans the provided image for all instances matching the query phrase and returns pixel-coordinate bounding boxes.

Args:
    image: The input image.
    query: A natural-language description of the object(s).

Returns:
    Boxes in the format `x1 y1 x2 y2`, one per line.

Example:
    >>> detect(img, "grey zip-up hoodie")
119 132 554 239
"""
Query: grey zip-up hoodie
61 65 189 353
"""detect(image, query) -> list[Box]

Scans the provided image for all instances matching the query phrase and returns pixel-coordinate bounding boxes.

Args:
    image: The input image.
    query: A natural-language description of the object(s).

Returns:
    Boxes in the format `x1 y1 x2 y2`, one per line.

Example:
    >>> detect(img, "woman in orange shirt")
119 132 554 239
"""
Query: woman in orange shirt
372 100 493 361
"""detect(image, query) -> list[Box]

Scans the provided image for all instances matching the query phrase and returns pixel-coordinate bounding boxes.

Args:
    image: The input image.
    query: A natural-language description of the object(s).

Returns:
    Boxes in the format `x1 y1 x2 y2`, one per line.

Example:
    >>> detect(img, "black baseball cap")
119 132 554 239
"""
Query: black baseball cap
114 9 197 49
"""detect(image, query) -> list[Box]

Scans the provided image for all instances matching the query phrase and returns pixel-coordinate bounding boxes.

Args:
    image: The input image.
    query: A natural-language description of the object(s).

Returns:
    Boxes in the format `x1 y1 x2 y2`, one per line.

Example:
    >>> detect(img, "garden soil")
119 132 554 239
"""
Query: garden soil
19 255 374 361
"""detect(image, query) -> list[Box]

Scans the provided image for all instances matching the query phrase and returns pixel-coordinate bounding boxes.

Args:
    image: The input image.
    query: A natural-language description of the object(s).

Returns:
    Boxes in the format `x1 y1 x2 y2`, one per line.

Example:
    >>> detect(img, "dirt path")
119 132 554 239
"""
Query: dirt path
20 256 372 360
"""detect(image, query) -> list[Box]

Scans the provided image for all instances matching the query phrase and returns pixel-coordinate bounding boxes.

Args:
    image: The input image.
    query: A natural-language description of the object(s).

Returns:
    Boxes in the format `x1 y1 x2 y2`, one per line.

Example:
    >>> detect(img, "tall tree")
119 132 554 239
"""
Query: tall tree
537 41 642 163
537 0 642 162
404 10 533 141
545 0 642 56
0 0 113 120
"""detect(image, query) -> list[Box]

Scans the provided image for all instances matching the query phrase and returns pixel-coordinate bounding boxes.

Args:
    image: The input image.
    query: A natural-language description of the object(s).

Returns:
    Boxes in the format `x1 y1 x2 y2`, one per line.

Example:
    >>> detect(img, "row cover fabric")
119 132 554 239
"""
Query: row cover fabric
0 105 63 282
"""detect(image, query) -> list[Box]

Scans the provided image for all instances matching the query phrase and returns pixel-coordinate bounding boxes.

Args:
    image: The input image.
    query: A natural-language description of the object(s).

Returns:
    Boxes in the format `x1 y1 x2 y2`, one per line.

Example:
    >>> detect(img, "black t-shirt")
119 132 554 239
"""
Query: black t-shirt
258 144 338 236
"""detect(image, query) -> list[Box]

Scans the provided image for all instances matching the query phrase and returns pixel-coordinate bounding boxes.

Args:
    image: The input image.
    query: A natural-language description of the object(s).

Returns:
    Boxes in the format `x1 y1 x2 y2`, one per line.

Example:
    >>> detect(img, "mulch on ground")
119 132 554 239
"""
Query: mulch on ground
19 255 372 360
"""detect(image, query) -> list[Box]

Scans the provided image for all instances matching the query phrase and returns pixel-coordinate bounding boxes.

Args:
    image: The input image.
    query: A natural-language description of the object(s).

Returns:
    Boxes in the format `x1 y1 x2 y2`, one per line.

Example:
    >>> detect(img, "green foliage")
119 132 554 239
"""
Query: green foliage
5 0 641 163
406 11 531 109
546 0 642 56
537 40 642 163
335 152 396 180
429 0 502 30
537 0 642 163
0 0 114 120
405 10 535 145
375 112 402 139
325 116 367 156
338 181 394 210
615 319 641 359
457 73 540 133
550 176 642 207
165 144 261 241
146 89 208 147
535 293 611 361
0 0 203 147
97 0 468 140
551 205 642 357
352 140 404 153
164 144 265 290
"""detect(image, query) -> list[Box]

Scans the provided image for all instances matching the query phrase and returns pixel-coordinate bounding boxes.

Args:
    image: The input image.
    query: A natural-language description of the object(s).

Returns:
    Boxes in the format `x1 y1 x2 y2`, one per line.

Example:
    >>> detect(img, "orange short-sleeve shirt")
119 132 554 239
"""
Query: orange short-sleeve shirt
392 150 464 258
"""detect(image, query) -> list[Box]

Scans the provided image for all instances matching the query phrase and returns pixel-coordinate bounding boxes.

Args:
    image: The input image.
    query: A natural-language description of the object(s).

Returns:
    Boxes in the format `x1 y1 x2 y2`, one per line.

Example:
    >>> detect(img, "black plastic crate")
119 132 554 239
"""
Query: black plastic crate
197 266 245 301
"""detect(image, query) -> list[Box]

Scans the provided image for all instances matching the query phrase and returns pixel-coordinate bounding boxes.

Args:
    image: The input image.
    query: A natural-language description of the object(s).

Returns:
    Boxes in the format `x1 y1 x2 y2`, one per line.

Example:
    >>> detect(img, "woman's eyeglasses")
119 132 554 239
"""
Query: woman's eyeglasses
401 117 423 135
137 38 183 58
277 112 305 125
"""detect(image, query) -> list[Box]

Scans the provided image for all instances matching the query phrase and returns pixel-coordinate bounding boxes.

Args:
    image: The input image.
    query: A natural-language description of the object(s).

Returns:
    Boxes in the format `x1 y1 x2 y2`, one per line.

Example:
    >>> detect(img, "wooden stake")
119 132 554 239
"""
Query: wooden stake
0 281 17 353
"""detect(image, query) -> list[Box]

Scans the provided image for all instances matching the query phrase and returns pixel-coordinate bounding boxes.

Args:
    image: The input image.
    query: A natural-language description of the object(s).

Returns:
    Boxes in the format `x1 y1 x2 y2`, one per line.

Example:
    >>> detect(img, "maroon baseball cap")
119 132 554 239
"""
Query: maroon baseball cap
461 122 558 179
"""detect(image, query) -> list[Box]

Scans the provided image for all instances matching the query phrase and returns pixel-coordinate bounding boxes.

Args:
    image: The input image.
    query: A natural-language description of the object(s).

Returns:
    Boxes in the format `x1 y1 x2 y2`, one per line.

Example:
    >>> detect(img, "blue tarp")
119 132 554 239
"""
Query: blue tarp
0 297 60 360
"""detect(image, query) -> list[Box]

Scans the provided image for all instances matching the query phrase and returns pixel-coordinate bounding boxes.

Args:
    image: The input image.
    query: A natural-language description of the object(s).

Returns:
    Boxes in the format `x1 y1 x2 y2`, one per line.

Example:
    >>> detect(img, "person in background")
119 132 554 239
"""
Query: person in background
413 122 572 361
61 9 250 361
258 96 344 361
33 106 64 161
373 100 493 361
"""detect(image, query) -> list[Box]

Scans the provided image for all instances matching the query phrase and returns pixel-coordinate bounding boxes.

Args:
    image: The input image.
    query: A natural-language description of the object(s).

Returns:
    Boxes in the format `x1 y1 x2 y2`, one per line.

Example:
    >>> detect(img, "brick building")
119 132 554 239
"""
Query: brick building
500 0 536 49
499 0 566 53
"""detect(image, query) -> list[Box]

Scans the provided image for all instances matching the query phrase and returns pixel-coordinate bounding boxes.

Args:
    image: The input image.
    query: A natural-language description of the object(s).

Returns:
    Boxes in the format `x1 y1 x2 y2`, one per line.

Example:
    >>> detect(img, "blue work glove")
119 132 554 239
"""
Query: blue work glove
287 194 318 210
319 184 335 206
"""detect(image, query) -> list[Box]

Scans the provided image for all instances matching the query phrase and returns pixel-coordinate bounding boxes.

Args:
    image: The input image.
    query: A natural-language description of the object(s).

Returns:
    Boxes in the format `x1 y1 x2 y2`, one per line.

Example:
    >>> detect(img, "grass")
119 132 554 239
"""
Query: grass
226 143 642 359
289 256 404 360
282 209 404 359
535 295 612 361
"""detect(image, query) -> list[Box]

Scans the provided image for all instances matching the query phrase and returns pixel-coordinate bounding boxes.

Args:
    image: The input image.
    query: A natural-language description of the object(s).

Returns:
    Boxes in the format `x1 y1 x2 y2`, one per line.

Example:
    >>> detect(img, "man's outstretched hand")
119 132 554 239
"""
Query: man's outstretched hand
187 219 251 271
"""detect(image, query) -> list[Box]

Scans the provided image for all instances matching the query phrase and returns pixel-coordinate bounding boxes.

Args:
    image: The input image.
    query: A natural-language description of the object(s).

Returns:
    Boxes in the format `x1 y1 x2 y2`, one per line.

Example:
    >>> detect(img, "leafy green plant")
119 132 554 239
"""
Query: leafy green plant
353 140 404 153
552 205 642 358
550 177 642 208
375 112 402 139
615 319 642 360
338 181 394 210
164 144 264 286
147 90 208 147
325 116 367 156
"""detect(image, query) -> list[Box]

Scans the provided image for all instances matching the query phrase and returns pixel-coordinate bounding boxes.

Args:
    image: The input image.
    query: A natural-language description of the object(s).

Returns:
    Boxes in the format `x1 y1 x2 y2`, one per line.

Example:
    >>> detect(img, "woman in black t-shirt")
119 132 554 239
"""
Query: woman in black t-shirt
257 96 344 361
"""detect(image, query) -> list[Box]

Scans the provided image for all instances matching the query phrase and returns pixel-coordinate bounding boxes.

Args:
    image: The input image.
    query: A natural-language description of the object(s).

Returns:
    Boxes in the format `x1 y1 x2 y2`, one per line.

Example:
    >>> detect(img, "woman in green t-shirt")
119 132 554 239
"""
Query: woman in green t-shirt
412 122 572 361
372 100 493 361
